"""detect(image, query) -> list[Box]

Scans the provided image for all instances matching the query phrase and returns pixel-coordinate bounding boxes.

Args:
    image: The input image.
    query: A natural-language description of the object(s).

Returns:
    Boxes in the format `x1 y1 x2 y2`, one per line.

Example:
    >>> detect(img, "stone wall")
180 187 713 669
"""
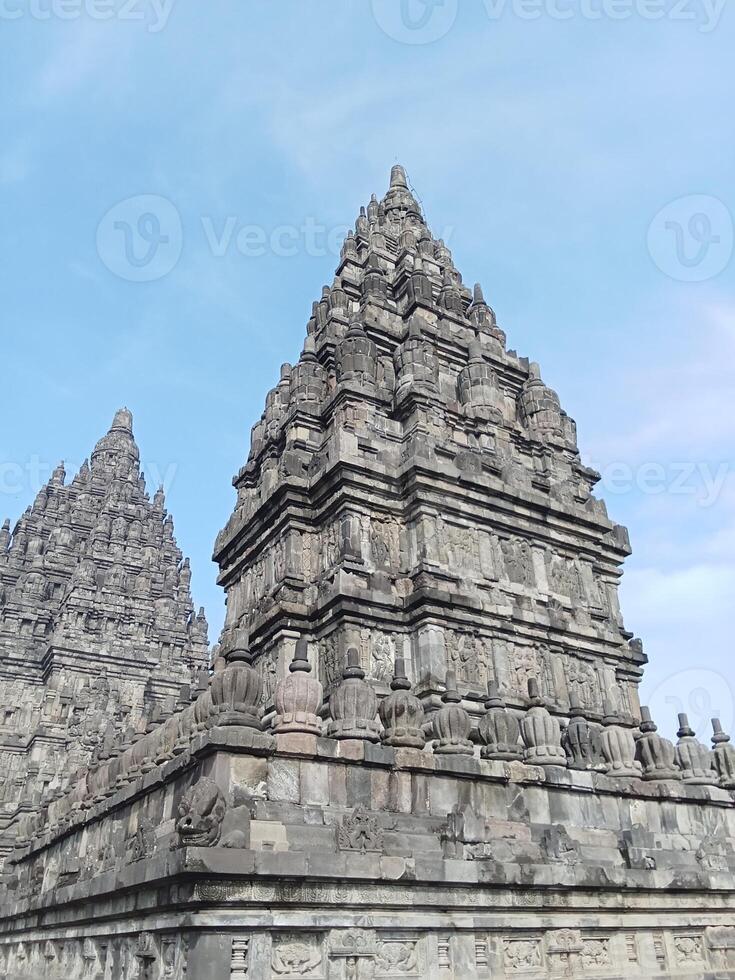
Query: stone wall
1 655 734 979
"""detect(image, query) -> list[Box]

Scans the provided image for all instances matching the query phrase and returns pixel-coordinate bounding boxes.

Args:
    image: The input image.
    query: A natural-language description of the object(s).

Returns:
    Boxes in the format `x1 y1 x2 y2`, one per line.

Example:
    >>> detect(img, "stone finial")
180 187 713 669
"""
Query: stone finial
327 648 381 742
341 230 358 263
111 407 133 432
562 700 600 770
51 461 66 486
362 251 388 300
674 713 716 785
407 253 433 308
478 682 522 761
635 706 682 781
457 336 502 417
378 656 426 749
367 192 380 222
520 679 567 767
209 637 263 730
382 164 423 223
432 671 474 756
711 719 735 789
518 369 573 449
274 638 323 735
290 336 327 411
599 700 642 778
438 267 464 314
335 315 378 388
393 316 439 406
355 205 369 237
390 164 408 189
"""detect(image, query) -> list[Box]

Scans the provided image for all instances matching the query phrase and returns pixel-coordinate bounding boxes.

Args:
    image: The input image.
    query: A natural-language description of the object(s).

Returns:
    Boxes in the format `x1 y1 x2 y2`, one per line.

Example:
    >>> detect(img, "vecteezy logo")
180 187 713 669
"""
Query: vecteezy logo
96 195 183 282
647 194 733 282
646 668 735 740
371 0 458 44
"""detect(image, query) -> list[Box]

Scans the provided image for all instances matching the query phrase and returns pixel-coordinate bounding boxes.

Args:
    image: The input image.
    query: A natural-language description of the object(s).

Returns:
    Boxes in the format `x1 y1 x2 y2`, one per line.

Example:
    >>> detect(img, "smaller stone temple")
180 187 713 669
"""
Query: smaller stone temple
0 170 734 980
0 409 210 869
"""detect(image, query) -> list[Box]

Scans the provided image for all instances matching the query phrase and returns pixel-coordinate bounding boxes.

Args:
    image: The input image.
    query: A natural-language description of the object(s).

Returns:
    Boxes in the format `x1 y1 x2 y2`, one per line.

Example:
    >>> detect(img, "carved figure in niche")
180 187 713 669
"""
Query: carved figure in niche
370 524 390 567
435 514 454 567
274 538 286 582
566 658 600 711
501 538 534 587
371 634 394 683
127 815 156 863
448 632 484 688
511 649 540 698
259 653 278 707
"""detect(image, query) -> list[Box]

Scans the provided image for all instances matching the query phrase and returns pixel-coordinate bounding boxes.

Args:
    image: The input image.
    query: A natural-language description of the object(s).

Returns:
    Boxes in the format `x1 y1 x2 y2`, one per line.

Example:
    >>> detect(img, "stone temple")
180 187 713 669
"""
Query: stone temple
1 168 734 979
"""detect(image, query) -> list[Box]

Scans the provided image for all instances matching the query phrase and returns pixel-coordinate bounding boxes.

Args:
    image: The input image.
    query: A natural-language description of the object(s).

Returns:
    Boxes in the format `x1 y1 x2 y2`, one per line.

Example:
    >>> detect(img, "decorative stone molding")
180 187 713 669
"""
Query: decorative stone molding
478 682 522 761
432 671 474 756
274 637 323 735
520 679 567 767
636 706 682 781
378 656 426 749
675 713 716 785
562 700 600 770
599 702 642 778
327 649 381 742
210 638 263 729
711 718 735 789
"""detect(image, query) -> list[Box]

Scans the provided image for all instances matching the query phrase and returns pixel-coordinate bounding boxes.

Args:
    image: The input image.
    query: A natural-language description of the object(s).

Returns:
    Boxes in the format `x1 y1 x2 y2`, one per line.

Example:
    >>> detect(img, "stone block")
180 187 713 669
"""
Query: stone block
231 755 268 799
387 771 413 813
337 740 366 762
328 764 348 806
250 820 289 852
300 761 330 806
275 732 319 756
267 759 301 804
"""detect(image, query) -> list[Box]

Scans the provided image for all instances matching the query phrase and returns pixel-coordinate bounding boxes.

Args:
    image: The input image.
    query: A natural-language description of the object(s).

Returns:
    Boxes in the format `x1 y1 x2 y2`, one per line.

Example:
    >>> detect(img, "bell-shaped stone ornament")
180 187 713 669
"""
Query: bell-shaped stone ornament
598 701 641 778
194 687 213 732
379 656 426 749
477 683 521 761
432 671 474 756
562 699 600 770
674 713 716 785
335 316 378 389
712 718 735 789
520 679 567 768
327 648 381 742
209 639 263 730
274 638 323 735
173 704 197 755
636 706 682 781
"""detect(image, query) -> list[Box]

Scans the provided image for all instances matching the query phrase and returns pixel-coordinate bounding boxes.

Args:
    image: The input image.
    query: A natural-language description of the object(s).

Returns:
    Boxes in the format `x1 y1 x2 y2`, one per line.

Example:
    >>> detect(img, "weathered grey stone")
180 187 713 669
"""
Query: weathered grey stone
520 680 567 768
478 683 523 761
2 166 735 980
0 409 209 867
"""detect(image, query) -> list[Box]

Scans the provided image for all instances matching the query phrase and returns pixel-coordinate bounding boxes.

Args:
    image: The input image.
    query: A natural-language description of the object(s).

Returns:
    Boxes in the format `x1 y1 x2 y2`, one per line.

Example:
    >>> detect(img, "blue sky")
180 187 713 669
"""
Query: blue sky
1 0 732 738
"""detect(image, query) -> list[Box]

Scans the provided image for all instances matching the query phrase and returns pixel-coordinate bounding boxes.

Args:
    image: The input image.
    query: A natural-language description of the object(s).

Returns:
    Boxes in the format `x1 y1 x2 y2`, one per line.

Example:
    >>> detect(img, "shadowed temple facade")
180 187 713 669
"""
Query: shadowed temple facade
1 169 734 979
0 410 210 868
